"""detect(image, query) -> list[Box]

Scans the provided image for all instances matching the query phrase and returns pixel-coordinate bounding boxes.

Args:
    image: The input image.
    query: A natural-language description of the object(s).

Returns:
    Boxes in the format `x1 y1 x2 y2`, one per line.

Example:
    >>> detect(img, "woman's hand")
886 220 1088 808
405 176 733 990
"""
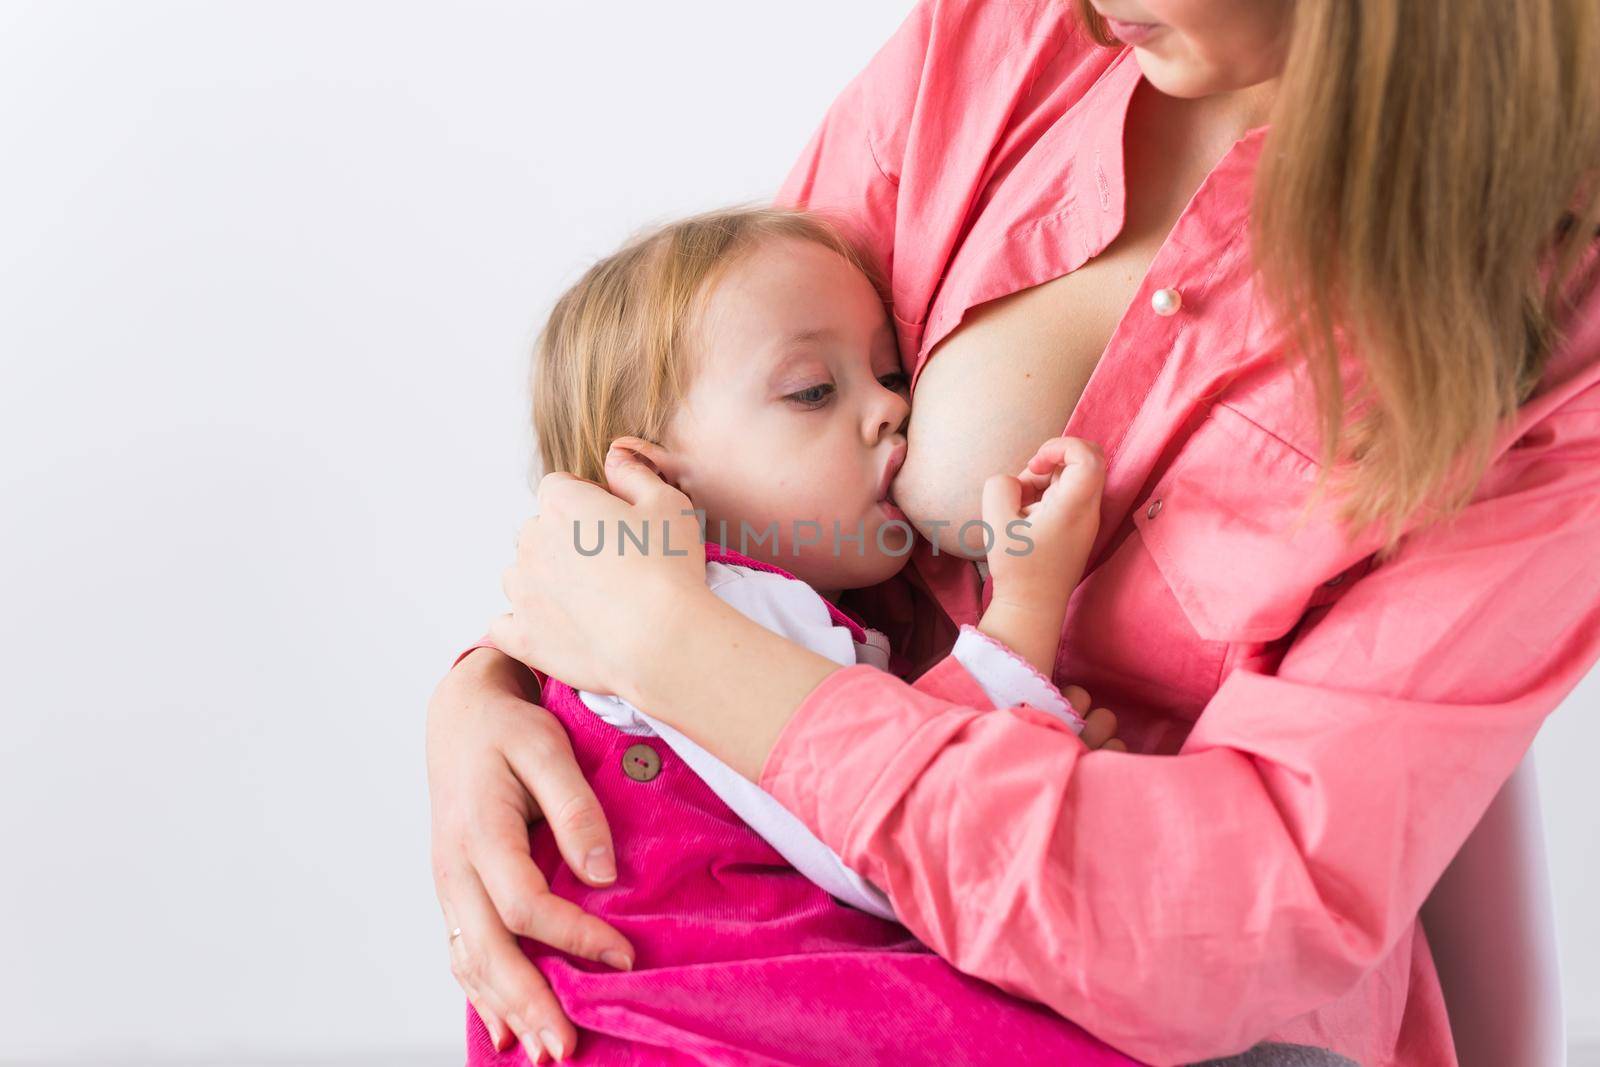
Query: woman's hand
1060 680 1126 754
426 647 636 1063
490 439 711 702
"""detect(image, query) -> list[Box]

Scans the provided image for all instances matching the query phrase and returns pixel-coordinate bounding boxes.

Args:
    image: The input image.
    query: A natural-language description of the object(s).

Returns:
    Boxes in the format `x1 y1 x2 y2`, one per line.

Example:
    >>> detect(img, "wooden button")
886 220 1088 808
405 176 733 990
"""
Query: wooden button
622 742 661 782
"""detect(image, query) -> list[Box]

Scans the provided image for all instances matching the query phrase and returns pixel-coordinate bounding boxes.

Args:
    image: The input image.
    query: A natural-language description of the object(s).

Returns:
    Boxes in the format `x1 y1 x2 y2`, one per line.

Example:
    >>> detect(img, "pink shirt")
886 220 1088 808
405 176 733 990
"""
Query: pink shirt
761 2 1600 1064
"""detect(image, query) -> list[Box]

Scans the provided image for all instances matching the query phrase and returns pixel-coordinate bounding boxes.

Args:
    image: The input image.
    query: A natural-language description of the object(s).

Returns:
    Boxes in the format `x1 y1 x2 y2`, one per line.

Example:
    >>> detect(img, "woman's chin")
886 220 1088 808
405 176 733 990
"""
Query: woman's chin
1130 54 1220 99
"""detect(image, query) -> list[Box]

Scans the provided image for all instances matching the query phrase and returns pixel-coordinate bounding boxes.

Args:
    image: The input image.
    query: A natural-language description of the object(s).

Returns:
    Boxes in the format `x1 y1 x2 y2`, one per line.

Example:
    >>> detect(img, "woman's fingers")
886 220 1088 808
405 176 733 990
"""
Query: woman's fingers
1080 707 1119 750
1059 689 1123 751
469 995 515 1054
506 717 621 889
462 710 634 968
495 877 636 972
441 892 507 1050
445 860 575 1062
487 611 529 667
427 654 596 1062
471 813 635 970
603 440 678 508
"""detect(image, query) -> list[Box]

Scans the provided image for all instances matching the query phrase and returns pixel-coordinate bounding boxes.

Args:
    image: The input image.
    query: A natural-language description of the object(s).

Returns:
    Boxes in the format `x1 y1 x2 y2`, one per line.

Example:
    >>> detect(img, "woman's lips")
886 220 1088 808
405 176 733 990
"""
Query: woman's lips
1102 16 1164 46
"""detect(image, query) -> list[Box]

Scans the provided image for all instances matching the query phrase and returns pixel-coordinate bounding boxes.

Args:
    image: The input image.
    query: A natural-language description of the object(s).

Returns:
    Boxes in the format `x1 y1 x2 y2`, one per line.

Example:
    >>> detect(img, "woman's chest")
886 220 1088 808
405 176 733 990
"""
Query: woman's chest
917 231 1387 752
909 227 1171 481
899 73 1272 529
915 282 1388 751
890 60 1388 747
1046 394 1385 753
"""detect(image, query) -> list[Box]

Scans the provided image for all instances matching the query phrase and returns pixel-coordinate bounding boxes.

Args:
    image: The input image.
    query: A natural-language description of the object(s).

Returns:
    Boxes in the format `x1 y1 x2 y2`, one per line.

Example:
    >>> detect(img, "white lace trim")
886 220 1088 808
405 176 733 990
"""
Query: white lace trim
950 624 1085 733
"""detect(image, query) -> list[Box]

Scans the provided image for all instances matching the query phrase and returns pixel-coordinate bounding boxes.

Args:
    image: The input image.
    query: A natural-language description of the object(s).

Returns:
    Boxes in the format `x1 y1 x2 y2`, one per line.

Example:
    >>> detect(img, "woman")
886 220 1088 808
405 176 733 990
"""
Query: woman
429 1 1600 1063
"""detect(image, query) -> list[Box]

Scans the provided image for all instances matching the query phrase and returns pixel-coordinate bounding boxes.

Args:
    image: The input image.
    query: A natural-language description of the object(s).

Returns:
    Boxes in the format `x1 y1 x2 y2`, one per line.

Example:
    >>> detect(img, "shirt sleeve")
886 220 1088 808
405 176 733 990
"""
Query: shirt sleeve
758 395 1600 1064
772 0 931 278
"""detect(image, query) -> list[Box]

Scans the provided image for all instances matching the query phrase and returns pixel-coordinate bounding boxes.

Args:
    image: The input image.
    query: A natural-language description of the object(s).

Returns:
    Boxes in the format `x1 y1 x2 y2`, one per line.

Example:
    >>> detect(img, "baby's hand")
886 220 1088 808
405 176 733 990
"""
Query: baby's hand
978 437 1105 667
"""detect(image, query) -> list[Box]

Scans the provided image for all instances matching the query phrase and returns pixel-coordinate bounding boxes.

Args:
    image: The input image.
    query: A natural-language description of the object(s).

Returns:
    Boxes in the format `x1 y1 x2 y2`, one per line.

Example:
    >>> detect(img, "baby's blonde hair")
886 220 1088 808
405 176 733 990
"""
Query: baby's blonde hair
533 205 883 484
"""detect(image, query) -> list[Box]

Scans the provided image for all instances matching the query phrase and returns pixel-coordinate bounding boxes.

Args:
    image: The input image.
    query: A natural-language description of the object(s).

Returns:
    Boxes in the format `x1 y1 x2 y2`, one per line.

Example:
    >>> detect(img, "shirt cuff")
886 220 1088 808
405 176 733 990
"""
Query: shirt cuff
948 624 1084 732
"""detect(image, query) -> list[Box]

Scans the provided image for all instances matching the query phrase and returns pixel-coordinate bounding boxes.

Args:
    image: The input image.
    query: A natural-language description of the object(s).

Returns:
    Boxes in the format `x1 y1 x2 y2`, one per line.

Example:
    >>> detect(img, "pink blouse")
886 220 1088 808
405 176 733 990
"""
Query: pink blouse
759 2 1600 1064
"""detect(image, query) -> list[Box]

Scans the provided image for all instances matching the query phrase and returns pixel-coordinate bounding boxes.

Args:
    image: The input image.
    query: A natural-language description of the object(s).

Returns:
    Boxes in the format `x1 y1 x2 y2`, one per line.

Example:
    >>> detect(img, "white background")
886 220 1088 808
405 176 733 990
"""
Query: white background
0 2 1593 1063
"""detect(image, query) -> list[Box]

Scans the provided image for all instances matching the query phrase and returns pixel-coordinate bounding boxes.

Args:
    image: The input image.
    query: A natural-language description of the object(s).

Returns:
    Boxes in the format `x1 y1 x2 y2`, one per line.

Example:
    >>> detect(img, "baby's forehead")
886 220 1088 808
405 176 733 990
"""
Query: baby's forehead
681 239 893 383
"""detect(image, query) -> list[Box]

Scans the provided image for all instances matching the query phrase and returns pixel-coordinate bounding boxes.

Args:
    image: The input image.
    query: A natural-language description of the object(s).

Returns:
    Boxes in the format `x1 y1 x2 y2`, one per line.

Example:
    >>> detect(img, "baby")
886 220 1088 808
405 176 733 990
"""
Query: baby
463 206 1129 1066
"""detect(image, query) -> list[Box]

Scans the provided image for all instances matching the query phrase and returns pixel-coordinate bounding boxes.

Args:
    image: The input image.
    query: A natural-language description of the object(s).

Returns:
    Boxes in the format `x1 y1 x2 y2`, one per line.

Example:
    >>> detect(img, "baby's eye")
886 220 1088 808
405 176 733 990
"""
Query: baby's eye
785 383 835 406
879 371 911 393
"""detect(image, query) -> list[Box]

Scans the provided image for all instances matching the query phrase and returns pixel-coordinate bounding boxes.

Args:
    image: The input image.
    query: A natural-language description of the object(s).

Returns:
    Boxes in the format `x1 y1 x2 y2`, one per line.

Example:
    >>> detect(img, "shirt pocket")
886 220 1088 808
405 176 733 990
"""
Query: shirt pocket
1131 402 1371 646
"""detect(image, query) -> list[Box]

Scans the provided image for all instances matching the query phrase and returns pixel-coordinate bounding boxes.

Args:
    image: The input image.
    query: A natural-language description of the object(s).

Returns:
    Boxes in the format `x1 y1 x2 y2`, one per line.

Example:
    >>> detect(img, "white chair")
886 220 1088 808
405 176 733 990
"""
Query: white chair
1420 751 1567 1067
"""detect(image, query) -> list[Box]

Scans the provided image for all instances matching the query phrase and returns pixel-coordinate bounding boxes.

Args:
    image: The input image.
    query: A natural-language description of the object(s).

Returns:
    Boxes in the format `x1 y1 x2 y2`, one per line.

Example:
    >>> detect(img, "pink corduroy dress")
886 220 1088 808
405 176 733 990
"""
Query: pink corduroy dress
463 545 1141 1066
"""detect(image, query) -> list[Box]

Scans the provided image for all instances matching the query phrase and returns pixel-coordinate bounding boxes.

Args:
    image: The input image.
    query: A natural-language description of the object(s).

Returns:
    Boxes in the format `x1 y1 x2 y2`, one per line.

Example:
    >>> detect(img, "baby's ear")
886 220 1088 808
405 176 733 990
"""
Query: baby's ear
610 435 686 492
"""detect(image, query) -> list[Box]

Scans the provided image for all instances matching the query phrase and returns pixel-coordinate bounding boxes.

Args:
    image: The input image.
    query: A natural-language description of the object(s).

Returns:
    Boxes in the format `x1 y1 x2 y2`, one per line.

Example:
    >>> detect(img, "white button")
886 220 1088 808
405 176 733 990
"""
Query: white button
1151 287 1182 316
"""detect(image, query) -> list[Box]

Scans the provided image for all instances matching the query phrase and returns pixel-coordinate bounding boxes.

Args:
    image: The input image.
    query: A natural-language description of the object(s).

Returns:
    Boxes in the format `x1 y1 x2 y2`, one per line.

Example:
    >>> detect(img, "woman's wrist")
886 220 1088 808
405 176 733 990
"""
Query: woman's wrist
623 587 842 781
455 646 541 704
609 581 719 707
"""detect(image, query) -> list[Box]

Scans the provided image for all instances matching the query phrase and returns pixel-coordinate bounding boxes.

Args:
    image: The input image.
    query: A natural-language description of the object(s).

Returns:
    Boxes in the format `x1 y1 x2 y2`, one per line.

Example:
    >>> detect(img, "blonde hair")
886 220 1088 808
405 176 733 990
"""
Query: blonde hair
532 205 882 484
1081 0 1600 551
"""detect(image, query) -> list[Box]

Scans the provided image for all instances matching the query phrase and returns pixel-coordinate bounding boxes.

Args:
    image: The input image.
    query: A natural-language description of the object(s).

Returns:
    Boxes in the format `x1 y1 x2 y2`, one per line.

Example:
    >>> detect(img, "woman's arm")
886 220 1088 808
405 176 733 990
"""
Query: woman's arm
755 394 1600 1063
490 454 841 780
429 6 937 1038
426 646 635 1062
496 397 1600 1064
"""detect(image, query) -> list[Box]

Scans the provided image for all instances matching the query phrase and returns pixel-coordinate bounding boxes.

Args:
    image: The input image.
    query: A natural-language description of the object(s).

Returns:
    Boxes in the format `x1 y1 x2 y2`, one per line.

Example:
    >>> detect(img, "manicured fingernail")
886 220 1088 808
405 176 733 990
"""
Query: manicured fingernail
540 1028 565 1061
585 846 616 883
601 948 634 971
521 1032 545 1061
503 1015 526 1053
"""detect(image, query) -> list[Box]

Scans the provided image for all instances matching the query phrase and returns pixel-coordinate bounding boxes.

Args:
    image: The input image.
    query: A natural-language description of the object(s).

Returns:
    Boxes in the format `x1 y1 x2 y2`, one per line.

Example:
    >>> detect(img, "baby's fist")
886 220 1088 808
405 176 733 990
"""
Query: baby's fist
982 437 1105 602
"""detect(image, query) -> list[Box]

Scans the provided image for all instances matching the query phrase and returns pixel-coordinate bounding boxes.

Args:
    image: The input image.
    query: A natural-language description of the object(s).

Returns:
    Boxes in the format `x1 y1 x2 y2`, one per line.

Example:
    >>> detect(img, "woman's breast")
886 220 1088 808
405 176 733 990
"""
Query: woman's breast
910 351 1384 755
895 239 1160 556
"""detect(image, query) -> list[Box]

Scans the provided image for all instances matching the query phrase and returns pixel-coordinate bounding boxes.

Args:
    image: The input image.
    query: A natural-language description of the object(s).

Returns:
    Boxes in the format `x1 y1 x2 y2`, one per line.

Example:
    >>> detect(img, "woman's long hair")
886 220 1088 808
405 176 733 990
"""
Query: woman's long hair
1082 0 1600 550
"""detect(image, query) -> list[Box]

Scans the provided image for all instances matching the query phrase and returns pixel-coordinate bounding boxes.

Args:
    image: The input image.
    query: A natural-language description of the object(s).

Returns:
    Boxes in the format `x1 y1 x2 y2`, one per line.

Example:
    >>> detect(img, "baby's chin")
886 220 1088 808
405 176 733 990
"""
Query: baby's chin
723 536 913 594
697 503 916 590
795 541 914 593
790 506 919 590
